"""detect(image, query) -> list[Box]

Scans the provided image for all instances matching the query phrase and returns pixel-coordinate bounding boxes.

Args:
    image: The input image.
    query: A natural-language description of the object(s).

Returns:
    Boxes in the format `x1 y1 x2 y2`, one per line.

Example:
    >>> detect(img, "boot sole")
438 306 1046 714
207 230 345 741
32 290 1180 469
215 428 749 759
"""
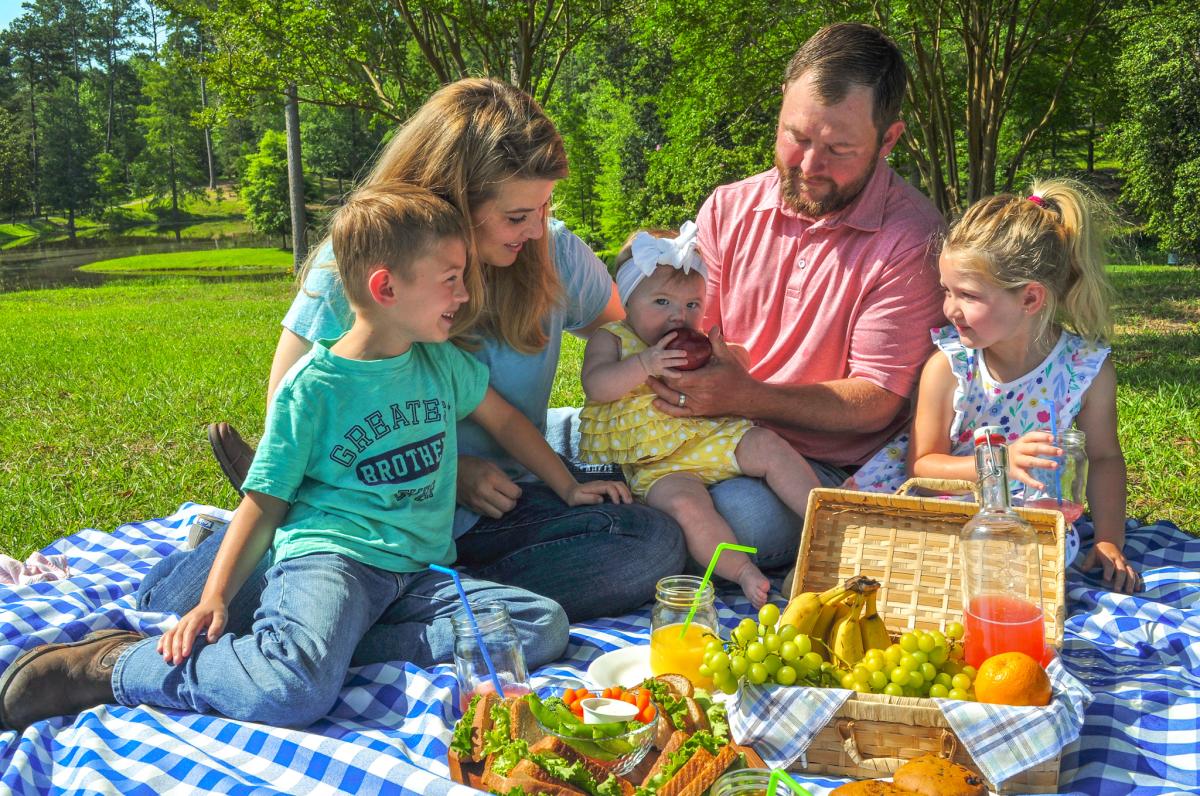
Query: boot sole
0 629 137 731
208 423 249 496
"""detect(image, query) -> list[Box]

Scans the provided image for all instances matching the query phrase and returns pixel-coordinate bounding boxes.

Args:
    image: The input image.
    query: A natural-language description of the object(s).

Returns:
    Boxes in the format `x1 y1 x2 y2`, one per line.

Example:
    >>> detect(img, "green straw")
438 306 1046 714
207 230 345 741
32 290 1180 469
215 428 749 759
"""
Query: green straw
767 770 814 796
679 542 757 639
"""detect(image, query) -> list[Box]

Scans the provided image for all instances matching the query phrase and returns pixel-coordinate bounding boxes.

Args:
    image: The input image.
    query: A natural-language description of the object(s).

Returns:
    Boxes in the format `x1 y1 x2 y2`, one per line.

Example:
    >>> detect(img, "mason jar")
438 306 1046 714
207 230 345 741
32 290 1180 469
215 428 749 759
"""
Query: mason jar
451 602 530 710
712 768 775 796
649 575 718 690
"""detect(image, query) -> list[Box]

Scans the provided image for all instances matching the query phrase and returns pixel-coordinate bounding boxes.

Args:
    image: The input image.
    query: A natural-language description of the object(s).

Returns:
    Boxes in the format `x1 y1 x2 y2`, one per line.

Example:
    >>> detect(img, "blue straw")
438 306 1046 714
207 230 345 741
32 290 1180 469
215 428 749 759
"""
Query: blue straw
429 564 506 698
1049 386 1063 507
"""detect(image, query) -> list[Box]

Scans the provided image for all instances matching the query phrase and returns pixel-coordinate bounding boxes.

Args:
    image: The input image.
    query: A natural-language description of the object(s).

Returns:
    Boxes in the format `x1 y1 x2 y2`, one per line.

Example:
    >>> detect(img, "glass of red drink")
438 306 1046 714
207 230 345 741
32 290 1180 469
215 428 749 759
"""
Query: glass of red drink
1022 429 1087 525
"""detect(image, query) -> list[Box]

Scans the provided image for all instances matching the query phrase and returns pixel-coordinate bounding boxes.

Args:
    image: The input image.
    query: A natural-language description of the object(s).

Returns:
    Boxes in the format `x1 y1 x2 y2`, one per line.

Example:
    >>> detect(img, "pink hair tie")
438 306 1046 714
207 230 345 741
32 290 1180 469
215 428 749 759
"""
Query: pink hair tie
1028 194 1045 207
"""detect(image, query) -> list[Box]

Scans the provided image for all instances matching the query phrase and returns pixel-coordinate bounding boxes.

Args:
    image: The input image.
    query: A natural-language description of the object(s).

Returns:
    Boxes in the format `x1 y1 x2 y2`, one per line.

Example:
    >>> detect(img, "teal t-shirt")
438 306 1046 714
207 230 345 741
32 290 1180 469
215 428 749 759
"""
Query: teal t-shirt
281 219 614 536
242 339 489 573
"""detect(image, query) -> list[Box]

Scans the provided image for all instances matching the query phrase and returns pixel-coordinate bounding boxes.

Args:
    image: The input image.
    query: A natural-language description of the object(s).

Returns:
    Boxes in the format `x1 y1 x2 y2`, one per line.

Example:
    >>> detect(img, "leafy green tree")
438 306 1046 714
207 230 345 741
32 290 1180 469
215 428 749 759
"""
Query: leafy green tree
241 128 314 240
37 77 98 232
1109 5 1200 261
132 51 208 221
0 104 32 220
301 104 385 195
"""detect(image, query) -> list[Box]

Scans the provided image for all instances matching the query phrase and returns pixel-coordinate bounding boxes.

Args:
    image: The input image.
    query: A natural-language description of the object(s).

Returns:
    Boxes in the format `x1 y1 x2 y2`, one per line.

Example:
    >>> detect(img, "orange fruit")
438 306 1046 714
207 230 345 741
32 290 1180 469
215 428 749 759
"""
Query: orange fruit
974 652 1052 706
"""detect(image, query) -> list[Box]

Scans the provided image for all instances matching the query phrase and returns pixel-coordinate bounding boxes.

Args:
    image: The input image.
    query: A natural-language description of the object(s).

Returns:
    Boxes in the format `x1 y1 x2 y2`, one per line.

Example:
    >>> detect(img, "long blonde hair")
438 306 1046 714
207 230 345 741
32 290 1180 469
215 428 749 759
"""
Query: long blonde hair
300 78 569 352
943 178 1114 344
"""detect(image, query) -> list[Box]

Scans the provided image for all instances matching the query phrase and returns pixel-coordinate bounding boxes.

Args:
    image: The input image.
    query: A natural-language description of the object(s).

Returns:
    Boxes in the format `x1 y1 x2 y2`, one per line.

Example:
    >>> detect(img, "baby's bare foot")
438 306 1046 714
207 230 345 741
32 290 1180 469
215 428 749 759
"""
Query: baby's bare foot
738 566 771 609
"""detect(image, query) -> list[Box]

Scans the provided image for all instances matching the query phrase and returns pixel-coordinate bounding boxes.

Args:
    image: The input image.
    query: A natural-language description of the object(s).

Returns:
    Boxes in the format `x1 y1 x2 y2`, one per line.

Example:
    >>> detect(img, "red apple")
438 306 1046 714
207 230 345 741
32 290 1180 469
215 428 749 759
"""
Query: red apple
662 326 712 371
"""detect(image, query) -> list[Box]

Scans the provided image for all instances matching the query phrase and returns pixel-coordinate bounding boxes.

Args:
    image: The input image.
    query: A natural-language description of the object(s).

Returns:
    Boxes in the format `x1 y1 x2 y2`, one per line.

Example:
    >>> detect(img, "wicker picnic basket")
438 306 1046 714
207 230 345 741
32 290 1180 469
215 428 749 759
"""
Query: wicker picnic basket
786 481 1067 794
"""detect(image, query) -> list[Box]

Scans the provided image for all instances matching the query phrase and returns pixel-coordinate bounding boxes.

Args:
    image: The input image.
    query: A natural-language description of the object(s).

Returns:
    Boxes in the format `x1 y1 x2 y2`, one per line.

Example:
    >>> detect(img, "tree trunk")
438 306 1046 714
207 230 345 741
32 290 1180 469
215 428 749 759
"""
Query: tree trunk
199 39 217 190
28 83 39 218
285 83 307 271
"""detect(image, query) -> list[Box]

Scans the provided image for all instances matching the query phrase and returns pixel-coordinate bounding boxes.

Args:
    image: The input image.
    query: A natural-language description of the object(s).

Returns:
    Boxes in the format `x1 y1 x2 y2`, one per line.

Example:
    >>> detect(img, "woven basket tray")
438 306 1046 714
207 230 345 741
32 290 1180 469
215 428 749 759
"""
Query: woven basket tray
786 483 1066 794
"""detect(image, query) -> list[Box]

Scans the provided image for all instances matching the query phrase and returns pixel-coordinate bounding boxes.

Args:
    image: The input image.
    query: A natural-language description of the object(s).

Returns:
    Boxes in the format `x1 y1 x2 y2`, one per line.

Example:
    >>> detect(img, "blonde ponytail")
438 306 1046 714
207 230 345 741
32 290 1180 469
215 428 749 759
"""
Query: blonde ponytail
1028 179 1114 343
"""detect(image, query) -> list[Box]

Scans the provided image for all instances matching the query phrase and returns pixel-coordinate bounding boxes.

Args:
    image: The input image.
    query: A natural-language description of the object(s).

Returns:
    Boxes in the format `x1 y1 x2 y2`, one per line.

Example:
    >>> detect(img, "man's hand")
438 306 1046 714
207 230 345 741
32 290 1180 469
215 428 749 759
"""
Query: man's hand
1006 431 1061 489
457 455 522 518
158 597 228 665
1082 540 1142 594
648 327 755 418
565 479 633 507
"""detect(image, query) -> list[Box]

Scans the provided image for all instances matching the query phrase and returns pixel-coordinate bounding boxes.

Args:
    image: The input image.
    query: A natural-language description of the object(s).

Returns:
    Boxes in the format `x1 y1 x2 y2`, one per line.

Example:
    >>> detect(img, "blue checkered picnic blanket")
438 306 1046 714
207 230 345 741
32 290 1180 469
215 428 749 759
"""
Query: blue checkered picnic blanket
1 505 1196 795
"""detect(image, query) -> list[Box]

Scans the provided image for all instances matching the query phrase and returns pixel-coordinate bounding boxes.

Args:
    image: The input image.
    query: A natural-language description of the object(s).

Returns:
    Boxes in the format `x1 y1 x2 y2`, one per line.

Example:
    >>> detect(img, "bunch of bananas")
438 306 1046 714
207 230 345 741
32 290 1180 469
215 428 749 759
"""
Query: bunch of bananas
780 575 892 667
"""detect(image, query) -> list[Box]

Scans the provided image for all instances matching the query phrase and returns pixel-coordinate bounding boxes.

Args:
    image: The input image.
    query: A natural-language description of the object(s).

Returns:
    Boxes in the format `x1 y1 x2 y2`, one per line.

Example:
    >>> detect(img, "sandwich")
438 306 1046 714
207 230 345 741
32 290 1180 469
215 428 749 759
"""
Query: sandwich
638 730 739 796
450 692 545 765
640 676 728 749
481 735 636 796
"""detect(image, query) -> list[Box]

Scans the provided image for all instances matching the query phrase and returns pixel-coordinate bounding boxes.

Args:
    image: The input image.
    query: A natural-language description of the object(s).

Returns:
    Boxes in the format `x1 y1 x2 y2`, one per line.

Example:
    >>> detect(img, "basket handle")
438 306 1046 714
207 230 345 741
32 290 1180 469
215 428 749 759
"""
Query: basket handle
837 721 959 773
896 477 979 502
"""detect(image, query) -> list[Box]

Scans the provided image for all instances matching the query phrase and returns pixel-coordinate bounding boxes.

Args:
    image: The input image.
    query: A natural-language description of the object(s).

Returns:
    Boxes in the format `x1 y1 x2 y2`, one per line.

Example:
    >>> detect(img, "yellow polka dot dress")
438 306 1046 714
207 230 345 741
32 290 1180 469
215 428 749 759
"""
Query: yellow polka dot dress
578 321 752 497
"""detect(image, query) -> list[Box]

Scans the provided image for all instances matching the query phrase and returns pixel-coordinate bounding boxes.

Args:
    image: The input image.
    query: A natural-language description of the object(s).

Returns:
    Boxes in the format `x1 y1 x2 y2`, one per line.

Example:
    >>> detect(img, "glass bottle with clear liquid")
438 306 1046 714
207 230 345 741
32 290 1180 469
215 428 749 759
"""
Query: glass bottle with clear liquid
960 426 1047 668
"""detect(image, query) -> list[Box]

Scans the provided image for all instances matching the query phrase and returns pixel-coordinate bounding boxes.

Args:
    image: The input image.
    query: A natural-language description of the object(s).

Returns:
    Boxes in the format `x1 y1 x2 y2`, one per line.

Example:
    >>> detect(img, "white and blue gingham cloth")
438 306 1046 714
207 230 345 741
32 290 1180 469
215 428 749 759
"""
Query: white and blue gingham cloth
1 507 1197 795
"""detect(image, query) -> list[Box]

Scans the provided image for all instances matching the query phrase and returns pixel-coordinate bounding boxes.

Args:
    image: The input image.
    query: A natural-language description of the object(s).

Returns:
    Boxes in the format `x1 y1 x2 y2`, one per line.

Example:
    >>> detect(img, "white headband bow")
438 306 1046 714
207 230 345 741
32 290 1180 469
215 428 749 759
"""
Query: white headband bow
615 221 707 304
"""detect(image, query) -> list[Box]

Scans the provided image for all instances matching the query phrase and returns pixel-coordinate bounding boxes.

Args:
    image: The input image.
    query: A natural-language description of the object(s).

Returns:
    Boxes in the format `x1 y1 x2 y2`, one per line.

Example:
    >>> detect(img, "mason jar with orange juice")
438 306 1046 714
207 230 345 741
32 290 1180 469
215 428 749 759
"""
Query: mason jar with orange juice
649 575 718 689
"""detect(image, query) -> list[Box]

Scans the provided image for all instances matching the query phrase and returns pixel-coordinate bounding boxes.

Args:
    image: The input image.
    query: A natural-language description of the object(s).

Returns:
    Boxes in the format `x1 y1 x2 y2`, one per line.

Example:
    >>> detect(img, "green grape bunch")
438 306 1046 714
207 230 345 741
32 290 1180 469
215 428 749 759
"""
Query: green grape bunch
699 603 840 693
702 607 979 702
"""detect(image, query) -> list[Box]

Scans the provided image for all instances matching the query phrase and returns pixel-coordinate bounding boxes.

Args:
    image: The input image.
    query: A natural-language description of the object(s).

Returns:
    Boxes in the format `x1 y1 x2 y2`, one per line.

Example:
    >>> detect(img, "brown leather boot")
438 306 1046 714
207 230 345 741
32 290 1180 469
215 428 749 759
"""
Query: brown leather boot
208 422 255 496
0 629 146 732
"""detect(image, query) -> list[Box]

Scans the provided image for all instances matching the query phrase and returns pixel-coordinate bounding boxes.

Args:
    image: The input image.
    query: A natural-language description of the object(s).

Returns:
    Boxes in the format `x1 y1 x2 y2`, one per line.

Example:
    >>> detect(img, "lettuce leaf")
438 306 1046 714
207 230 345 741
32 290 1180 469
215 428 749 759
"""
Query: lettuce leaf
450 694 480 756
482 700 513 756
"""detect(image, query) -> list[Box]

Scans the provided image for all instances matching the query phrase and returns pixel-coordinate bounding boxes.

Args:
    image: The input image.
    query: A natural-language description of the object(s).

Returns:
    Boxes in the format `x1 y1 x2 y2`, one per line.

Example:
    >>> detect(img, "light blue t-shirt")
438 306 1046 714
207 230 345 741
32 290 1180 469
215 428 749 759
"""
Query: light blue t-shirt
281 219 614 536
243 339 489 573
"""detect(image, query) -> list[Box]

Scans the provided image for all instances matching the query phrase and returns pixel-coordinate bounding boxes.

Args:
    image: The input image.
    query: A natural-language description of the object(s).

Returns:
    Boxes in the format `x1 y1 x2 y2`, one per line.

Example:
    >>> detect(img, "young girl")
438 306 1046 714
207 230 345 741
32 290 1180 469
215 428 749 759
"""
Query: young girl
578 223 820 607
849 179 1141 593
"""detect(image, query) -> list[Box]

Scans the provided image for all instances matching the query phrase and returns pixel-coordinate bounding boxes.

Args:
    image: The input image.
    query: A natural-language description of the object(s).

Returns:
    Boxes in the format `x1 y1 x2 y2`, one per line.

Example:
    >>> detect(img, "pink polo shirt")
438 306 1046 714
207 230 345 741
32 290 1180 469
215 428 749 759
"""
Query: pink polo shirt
697 161 946 467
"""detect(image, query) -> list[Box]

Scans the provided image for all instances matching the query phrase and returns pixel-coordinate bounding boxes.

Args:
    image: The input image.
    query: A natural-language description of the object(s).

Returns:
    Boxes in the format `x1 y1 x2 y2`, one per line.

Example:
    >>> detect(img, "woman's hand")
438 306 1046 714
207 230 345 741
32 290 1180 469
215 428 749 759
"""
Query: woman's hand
1006 431 1061 489
1082 541 1142 594
565 479 633 507
636 331 689 378
457 455 523 518
158 597 228 665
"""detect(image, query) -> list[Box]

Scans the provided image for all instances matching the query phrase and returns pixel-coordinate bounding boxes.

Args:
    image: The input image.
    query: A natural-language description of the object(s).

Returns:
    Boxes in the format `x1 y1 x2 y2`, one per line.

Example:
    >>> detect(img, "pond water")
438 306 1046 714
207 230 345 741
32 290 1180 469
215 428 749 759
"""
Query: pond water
0 228 290 294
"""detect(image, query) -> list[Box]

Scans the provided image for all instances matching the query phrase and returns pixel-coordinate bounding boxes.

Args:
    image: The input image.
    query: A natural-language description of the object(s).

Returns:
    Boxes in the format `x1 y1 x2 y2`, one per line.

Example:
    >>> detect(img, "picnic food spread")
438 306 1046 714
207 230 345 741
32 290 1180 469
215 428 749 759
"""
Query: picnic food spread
449 433 1078 794
447 674 760 795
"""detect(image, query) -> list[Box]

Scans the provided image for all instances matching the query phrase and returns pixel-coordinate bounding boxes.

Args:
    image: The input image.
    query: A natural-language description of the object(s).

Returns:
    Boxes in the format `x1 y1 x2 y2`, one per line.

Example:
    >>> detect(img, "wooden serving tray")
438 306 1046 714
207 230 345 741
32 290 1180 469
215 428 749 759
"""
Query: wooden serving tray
448 743 767 793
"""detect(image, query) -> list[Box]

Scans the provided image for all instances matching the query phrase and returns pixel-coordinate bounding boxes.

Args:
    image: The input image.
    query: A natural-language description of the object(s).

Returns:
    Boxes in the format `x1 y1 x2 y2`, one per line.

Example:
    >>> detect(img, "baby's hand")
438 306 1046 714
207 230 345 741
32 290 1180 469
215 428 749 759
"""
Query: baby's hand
158 597 228 665
1083 541 1142 594
566 479 632 506
637 332 689 377
1006 431 1060 489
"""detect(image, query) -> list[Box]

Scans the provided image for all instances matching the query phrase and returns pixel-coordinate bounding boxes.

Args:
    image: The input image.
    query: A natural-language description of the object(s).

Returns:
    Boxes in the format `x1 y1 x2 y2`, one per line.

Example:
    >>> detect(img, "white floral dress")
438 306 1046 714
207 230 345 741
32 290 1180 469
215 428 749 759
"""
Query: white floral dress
847 325 1110 497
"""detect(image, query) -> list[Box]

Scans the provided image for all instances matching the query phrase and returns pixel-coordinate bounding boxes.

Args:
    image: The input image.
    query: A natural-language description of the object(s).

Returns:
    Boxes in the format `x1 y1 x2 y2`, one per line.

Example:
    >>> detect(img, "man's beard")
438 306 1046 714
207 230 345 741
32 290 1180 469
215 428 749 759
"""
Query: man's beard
776 152 879 217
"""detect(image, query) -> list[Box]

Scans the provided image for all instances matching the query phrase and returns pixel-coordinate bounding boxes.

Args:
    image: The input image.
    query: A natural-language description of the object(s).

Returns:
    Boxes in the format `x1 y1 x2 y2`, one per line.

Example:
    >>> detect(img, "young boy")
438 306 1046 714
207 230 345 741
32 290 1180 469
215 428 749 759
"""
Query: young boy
0 183 629 732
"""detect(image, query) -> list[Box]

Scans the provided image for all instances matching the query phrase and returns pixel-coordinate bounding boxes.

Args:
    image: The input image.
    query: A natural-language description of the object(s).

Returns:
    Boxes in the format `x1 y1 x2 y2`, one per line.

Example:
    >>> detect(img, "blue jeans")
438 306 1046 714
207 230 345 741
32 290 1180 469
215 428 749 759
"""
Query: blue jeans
452 483 687 621
118 554 568 727
707 459 849 573
138 539 568 670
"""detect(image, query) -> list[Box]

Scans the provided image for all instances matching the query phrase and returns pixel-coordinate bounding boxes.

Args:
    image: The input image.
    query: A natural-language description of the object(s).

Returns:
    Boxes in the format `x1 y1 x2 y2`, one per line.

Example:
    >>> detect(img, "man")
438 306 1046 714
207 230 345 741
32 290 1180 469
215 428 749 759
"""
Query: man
650 23 946 571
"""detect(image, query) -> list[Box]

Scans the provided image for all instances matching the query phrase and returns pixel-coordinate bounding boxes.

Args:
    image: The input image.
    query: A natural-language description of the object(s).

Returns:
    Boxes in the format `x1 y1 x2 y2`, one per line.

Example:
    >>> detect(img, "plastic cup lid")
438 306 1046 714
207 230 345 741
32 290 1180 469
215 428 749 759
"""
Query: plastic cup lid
580 697 639 725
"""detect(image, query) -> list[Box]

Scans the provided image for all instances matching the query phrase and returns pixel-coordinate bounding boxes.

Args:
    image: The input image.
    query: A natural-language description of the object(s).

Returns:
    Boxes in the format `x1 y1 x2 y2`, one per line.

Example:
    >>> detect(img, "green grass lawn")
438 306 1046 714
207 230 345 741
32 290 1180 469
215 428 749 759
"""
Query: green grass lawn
1 264 1196 559
80 248 293 276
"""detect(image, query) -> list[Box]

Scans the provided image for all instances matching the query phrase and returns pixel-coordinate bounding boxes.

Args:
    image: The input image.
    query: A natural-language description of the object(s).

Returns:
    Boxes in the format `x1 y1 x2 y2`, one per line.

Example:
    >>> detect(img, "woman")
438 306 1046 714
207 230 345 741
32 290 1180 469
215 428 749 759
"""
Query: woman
139 79 686 662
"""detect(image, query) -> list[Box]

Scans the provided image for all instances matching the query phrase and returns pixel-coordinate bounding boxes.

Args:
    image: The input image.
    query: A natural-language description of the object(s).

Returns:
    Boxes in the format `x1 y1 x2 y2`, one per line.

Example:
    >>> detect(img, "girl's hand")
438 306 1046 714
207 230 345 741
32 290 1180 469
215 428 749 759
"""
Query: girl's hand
457 455 523 518
565 479 633 507
1006 431 1061 489
637 332 689 378
158 597 228 665
1082 541 1142 594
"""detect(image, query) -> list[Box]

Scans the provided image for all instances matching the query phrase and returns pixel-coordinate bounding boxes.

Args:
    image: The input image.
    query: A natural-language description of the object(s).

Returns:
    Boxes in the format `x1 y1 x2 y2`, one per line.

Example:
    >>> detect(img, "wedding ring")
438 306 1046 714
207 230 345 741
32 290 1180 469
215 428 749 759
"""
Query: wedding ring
678 393 687 407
